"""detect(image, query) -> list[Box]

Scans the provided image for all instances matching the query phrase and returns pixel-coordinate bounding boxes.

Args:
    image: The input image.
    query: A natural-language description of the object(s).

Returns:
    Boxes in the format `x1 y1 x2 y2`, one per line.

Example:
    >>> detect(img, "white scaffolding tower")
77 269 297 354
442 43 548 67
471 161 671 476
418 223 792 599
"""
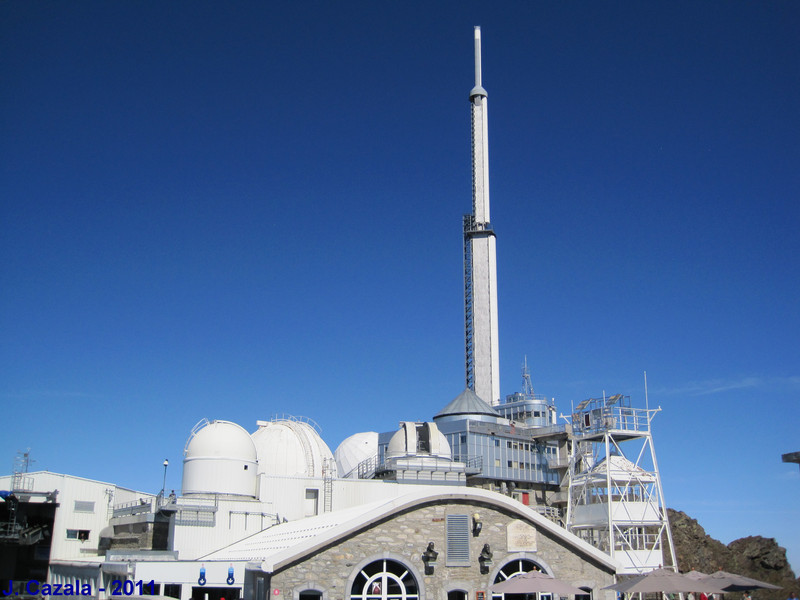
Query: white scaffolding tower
565 394 677 574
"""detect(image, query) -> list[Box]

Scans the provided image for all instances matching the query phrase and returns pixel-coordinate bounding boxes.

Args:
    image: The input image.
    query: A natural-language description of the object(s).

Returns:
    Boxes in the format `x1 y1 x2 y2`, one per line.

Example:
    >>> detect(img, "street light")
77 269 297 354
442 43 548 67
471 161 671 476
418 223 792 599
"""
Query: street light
161 459 169 496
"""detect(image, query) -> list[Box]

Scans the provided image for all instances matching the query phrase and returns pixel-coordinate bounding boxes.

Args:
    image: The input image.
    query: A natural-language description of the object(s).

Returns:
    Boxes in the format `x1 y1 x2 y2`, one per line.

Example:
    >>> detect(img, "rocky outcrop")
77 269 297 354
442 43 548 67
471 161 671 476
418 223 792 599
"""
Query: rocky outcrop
668 509 799 600
728 537 790 573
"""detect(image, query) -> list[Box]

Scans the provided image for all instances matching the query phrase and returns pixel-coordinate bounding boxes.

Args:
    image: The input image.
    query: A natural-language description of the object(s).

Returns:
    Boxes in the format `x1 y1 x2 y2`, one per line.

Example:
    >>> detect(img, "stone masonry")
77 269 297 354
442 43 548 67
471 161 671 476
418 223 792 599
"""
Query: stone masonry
268 500 616 600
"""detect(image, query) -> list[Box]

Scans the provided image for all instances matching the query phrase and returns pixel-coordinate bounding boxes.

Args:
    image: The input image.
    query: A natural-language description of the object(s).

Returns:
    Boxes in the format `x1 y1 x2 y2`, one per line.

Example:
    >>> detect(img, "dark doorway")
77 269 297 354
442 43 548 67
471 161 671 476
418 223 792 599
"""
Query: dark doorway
191 587 241 600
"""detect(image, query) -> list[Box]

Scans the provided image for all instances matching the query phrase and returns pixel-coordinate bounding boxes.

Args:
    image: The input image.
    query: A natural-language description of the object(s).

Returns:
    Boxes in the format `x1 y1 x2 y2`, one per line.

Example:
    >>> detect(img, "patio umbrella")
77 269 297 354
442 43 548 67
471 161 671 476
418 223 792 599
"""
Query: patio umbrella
603 568 728 594
700 571 781 592
491 571 587 596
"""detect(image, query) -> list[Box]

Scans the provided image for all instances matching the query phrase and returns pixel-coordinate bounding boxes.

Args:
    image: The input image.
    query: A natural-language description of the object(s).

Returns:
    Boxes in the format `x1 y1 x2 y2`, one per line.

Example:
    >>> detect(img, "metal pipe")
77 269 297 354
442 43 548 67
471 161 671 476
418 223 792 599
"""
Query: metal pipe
474 26 482 87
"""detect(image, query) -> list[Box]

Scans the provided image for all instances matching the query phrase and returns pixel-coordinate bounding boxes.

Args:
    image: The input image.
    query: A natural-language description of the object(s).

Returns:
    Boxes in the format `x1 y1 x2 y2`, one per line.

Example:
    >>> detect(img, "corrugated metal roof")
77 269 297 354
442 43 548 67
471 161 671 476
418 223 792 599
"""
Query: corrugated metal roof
203 486 620 573
199 500 387 562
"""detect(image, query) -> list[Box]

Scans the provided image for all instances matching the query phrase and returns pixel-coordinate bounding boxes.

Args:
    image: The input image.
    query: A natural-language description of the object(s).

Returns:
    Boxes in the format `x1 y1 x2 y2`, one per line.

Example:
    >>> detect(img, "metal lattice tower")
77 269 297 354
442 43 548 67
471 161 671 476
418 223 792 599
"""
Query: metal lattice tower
12 449 34 492
565 394 677 574
463 214 476 392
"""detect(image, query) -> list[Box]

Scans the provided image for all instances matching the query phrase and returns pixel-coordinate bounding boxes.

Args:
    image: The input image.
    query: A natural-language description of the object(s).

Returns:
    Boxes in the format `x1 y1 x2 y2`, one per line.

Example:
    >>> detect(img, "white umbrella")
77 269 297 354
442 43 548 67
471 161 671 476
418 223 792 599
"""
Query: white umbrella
700 571 781 591
491 571 587 596
603 568 727 594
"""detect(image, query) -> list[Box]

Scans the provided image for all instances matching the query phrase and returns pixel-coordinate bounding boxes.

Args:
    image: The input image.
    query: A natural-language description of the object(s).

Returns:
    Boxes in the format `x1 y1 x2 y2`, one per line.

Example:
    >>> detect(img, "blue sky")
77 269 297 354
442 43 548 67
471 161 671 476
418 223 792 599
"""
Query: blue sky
2 0 798 571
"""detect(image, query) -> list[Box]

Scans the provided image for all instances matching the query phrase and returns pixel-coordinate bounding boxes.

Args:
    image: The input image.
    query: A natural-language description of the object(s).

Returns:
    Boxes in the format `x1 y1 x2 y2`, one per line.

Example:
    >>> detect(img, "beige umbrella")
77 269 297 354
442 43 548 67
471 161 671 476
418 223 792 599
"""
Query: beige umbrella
491 571 587 596
700 571 781 592
603 568 728 594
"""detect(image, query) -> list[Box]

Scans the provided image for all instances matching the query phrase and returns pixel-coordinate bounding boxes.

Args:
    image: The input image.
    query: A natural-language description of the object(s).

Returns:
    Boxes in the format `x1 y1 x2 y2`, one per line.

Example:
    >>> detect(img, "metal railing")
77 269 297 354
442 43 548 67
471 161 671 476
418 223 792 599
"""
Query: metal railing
379 454 473 473
356 454 380 479
546 455 570 469
11 474 33 492
112 499 153 518
451 455 483 474
572 405 652 436
614 532 662 551
533 505 561 522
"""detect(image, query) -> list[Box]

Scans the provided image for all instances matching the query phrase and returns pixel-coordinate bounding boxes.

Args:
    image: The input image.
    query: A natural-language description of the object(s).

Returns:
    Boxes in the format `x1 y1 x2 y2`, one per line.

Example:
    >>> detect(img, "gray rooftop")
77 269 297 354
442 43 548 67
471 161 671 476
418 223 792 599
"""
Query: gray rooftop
434 388 502 420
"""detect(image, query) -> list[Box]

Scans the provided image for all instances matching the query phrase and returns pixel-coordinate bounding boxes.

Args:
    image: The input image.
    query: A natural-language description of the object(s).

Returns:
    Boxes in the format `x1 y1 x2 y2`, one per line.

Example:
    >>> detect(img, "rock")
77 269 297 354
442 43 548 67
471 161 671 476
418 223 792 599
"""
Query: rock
729 537 788 571
667 509 799 600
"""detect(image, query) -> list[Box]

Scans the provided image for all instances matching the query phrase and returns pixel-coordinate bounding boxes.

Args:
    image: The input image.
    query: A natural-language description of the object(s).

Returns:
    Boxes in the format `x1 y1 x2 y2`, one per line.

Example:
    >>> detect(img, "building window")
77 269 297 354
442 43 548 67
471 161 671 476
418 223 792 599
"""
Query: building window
66 529 90 541
494 439 500 447
446 514 470 566
163 585 181 599
494 459 500 467
460 435 467 443
299 591 323 600
491 559 547 600
576 588 592 600
350 558 418 600
73 501 95 513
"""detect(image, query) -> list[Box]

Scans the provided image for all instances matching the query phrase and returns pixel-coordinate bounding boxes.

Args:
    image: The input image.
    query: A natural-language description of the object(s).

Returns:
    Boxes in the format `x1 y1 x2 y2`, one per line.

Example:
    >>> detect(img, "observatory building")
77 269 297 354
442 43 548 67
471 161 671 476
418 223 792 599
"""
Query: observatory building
1 26 674 599
182 420 259 498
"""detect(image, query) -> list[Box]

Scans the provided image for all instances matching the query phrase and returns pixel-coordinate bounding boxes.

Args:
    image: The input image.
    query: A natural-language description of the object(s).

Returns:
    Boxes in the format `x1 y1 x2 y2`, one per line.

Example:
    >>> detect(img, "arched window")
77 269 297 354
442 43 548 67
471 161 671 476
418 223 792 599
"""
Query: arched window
575 587 592 600
299 592 323 600
448 591 468 600
491 559 548 600
350 559 419 600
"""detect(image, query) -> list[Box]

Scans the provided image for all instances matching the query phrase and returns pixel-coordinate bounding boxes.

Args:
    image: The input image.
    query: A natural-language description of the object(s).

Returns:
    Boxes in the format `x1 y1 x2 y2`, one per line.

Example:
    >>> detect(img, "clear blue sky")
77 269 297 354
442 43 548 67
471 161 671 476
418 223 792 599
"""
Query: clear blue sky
2 0 798 571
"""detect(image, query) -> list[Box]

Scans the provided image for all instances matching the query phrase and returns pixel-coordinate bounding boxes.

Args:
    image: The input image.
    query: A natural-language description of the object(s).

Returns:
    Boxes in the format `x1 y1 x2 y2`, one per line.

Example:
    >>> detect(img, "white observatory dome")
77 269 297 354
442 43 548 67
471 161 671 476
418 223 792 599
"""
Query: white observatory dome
335 431 379 478
182 419 258 498
386 421 452 460
251 417 335 478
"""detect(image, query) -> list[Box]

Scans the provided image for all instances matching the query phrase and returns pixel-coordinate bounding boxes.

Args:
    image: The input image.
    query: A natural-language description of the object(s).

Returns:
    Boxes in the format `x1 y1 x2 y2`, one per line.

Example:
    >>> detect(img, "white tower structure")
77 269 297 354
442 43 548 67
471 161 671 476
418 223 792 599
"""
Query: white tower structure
565 394 677 574
464 26 501 406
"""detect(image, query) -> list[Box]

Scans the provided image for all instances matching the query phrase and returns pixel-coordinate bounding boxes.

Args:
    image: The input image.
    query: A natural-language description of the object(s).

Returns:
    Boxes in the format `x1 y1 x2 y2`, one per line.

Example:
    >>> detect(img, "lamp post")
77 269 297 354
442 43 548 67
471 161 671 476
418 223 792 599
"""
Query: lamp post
161 459 169 496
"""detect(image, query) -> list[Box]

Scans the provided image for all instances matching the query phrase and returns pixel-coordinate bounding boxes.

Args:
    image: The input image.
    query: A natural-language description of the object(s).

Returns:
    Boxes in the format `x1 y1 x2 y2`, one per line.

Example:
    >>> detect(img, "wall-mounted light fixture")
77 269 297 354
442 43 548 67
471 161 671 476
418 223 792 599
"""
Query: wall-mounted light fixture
478 543 493 574
472 513 482 536
422 542 438 575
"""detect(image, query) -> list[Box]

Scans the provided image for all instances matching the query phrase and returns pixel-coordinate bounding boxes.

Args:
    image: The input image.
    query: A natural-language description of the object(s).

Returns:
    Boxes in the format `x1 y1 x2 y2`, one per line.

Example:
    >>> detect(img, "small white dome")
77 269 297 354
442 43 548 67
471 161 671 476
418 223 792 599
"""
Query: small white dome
335 431 379 478
251 417 335 478
386 421 452 460
182 419 258 497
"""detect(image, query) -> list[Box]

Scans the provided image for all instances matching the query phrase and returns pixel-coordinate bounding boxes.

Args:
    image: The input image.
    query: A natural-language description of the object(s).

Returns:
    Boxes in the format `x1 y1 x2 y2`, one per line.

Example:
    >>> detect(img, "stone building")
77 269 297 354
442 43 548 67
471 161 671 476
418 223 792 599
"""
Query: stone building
134 487 619 600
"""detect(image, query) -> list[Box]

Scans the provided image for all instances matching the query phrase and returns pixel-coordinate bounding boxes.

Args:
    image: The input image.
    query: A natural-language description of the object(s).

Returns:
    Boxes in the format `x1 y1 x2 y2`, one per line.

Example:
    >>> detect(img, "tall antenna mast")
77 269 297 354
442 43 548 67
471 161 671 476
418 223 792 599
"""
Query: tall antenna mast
463 26 501 405
522 356 535 399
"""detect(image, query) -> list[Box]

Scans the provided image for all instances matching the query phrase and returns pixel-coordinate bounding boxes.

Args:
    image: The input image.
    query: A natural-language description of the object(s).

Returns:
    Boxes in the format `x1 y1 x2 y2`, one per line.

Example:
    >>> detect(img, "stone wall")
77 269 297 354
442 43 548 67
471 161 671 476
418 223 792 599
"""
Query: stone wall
269 500 616 600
